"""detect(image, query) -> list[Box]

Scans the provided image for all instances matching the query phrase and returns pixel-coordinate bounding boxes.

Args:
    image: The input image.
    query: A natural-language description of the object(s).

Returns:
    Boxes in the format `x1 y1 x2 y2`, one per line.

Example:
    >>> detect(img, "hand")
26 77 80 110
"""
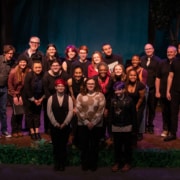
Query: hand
73 108 76 116
55 123 61 128
104 109 108 118
166 92 171 101
87 122 94 130
60 123 66 129
155 92 161 98
13 97 19 105
18 96 23 105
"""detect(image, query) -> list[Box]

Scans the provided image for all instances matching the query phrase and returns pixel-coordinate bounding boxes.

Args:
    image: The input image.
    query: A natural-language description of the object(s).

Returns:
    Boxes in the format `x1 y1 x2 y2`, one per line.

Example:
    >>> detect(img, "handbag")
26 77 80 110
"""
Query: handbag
13 104 25 115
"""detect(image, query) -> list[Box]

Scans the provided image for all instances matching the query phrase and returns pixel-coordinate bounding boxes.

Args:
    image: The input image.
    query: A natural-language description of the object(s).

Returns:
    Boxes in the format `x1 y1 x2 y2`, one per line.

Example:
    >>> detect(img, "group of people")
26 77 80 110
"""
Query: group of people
0 35 180 172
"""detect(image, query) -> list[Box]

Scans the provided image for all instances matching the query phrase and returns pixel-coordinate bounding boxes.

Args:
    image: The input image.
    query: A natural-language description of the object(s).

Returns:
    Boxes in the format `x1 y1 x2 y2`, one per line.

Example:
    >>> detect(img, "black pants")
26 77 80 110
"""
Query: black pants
43 99 50 133
170 91 180 135
146 89 158 128
113 132 132 165
78 126 101 169
8 95 23 133
51 125 70 168
159 97 171 131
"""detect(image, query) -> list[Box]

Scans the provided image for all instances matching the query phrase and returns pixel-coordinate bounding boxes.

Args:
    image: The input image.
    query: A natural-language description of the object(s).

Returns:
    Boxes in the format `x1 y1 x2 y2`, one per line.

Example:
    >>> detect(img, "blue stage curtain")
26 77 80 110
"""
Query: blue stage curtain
13 0 148 62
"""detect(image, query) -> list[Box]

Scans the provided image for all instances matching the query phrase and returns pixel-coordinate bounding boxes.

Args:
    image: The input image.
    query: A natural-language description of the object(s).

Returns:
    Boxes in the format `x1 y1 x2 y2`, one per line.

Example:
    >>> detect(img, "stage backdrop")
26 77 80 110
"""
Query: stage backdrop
13 0 148 62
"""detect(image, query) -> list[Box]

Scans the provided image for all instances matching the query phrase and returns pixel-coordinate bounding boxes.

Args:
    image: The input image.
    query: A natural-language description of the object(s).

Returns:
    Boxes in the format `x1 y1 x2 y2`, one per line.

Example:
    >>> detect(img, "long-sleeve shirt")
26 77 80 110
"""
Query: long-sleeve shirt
76 92 106 127
0 55 14 87
47 93 73 127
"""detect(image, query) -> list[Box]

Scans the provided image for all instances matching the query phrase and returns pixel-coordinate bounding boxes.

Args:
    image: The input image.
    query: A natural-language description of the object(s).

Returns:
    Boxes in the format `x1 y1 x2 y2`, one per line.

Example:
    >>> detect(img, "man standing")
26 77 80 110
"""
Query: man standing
19 36 43 68
165 46 180 141
155 46 177 138
141 43 161 134
0 45 15 138
102 43 123 73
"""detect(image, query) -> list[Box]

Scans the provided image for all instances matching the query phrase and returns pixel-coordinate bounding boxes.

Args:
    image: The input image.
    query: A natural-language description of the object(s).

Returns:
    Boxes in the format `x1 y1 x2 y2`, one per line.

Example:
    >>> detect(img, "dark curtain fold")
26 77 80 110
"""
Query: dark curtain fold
12 0 148 62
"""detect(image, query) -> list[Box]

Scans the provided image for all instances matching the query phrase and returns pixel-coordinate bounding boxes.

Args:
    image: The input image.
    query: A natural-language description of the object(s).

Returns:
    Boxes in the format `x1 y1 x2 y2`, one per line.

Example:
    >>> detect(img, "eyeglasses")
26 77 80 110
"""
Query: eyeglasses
30 41 40 45
87 83 95 85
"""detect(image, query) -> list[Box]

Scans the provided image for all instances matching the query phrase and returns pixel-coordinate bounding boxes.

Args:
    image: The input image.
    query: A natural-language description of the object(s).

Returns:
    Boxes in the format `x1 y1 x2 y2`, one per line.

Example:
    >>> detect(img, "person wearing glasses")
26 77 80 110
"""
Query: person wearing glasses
18 36 44 69
0 45 16 138
76 78 106 171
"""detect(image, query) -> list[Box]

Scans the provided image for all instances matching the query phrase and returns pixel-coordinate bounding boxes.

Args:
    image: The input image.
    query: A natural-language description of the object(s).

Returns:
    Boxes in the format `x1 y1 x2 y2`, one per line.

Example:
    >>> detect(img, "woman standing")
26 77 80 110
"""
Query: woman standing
62 45 78 75
76 78 106 171
126 69 146 141
88 51 104 78
47 79 73 171
23 60 44 140
93 62 113 143
67 66 86 145
8 56 30 137
43 43 62 72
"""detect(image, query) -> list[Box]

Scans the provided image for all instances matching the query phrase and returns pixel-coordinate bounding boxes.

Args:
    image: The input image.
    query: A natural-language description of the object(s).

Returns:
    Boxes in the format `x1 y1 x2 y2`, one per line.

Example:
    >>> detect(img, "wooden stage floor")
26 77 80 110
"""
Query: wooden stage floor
0 106 180 150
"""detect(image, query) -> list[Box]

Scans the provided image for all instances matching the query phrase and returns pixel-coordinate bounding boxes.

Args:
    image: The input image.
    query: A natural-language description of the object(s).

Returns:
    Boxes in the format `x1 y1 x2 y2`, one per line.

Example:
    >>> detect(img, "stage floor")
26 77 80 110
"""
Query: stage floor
1 106 180 149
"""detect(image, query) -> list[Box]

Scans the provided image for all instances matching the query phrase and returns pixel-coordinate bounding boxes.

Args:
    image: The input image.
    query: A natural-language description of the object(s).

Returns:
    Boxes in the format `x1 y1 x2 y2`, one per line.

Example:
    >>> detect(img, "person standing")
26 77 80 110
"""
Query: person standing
0 45 15 138
156 46 177 138
23 60 44 140
62 45 78 75
76 78 106 171
88 51 104 78
110 81 136 172
67 66 86 145
71 45 91 78
47 78 73 171
19 36 44 68
126 69 146 142
93 62 113 144
42 43 62 72
102 43 123 73
141 43 161 134
8 55 30 137
165 46 180 141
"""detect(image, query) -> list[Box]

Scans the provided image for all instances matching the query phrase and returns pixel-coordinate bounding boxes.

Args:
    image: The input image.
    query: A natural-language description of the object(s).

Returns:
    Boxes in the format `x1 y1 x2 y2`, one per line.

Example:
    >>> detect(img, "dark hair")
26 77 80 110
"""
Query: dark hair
3 45 15 54
80 78 100 95
46 43 59 58
73 65 83 74
126 69 140 85
97 62 109 71
31 53 42 61
50 59 61 66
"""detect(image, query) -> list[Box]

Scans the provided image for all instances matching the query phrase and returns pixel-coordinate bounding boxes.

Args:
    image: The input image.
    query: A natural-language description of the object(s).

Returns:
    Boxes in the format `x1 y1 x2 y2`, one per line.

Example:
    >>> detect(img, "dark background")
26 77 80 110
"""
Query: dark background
0 0 179 62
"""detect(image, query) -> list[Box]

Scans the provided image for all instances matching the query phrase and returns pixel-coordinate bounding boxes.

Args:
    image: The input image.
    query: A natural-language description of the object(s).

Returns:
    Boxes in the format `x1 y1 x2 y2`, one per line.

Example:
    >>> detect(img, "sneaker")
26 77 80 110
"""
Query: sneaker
2 131 12 138
161 131 168 137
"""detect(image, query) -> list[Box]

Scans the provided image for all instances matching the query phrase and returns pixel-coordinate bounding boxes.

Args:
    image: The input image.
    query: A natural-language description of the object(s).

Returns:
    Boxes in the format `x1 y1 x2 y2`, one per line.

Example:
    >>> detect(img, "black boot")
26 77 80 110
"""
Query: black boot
30 133 36 140
36 133 41 140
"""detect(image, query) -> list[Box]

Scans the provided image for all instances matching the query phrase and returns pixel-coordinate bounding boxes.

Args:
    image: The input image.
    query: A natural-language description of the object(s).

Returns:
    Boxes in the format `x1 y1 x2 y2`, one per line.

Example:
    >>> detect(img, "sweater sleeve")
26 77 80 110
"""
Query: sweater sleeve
91 93 106 126
76 94 90 125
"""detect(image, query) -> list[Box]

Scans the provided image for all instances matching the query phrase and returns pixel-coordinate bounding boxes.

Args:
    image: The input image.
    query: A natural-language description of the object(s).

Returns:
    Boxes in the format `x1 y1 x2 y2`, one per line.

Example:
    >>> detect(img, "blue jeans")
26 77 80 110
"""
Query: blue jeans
0 86 8 133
